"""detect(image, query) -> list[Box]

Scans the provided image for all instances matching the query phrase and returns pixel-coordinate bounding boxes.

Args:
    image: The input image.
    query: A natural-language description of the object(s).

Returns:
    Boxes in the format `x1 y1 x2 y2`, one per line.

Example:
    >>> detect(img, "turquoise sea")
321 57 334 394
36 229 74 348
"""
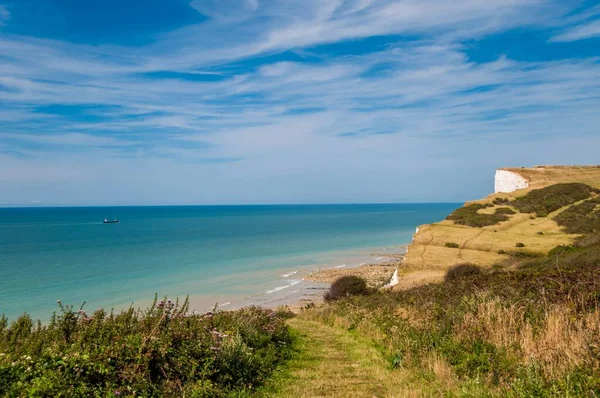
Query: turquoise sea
0 204 458 321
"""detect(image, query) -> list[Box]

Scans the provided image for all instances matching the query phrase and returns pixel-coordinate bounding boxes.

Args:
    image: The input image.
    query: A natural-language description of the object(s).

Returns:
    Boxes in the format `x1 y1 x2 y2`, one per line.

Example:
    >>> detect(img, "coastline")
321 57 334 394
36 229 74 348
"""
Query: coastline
182 245 407 313
3 203 456 321
141 245 407 315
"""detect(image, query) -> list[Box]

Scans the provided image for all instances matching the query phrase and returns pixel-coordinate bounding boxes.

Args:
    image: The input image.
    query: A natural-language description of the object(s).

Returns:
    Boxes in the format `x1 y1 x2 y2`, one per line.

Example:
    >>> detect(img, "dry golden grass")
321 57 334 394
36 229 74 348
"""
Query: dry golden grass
502 165 600 192
392 269 445 290
455 296 600 379
422 352 458 391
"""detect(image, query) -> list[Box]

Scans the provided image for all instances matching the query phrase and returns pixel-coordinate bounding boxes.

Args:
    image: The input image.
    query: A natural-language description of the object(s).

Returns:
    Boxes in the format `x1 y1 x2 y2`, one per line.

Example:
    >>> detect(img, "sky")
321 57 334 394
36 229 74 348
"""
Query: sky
0 0 599 206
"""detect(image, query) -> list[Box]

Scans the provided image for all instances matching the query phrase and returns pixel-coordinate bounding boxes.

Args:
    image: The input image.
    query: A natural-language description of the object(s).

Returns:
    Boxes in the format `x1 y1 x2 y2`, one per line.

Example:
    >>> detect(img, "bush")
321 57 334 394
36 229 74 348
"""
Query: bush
447 204 515 227
0 298 293 396
548 245 582 256
512 183 598 217
516 242 525 248
325 276 370 302
445 242 460 248
495 207 516 215
553 196 600 234
444 263 482 282
510 250 542 259
493 197 510 205
498 249 507 254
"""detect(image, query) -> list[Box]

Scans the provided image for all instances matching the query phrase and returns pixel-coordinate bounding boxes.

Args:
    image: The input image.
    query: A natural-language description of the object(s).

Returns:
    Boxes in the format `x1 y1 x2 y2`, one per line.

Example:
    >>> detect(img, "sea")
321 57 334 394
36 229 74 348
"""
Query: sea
0 204 458 321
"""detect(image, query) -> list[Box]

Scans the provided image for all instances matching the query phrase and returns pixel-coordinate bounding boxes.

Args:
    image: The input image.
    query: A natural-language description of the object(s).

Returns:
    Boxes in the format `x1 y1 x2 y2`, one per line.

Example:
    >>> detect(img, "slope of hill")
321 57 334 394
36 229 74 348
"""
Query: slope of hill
287 165 600 396
396 165 600 289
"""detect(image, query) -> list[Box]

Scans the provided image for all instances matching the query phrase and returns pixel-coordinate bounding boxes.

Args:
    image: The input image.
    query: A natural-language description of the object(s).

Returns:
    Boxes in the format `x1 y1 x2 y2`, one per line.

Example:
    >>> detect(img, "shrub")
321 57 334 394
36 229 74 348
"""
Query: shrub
493 197 510 205
516 242 525 248
498 249 507 255
548 245 582 256
575 233 600 248
512 183 598 217
444 263 482 282
325 276 370 302
553 196 600 234
445 242 460 248
495 207 516 215
510 250 542 258
0 298 293 396
447 204 515 227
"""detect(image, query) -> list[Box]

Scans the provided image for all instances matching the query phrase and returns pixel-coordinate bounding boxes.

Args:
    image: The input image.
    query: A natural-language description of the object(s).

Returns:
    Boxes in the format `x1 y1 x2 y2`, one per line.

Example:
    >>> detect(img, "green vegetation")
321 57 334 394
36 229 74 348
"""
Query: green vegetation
508 250 542 259
444 263 481 282
512 183 598 217
446 203 515 227
445 242 460 248
494 207 516 215
302 239 600 396
0 298 293 397
553 196 600 234
254 318 410 397
492 197 510 205
324 276 370 302
548 245 582 256
299 182 600 395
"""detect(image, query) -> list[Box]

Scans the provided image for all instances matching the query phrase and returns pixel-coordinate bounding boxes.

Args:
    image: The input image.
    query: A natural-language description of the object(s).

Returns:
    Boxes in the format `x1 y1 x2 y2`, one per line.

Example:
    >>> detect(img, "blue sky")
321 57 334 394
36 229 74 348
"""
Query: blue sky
0 0 599 206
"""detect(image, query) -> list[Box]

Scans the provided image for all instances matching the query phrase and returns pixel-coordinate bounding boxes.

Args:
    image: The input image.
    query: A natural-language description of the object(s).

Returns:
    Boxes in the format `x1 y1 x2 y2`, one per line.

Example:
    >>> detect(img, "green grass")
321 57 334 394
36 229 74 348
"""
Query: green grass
255 319 391 397
255 318 464 397
0 298 293 397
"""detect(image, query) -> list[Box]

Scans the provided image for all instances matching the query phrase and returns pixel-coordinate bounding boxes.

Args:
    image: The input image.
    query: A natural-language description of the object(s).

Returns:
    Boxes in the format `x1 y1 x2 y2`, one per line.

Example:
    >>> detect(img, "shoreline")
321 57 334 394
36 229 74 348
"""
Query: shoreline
4 243 409 323
2 203 454 322
182 245 408 313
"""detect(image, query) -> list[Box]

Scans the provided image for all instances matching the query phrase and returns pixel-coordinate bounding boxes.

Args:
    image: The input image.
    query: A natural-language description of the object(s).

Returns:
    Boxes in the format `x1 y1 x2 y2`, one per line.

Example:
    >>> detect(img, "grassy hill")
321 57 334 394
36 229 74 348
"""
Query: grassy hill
278 165 600 396
398 165 600 289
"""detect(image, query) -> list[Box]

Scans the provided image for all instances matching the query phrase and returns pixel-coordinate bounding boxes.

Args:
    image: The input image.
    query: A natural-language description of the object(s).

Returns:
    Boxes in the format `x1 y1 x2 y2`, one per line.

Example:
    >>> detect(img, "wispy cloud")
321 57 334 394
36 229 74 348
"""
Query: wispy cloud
0 0 599 204
550 19 600 42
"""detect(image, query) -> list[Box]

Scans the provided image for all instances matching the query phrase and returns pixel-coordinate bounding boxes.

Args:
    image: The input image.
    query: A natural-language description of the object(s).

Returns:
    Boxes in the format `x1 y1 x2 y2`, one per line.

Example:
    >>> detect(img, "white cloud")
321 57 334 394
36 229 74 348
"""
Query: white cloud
1 0 600 204
0 132 134 147
550 19 600 42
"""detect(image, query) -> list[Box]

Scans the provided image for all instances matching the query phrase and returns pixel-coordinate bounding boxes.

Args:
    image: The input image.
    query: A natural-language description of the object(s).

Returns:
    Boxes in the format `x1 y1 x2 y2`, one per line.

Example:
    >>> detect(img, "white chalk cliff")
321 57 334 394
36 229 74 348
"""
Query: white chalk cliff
494 169 529 193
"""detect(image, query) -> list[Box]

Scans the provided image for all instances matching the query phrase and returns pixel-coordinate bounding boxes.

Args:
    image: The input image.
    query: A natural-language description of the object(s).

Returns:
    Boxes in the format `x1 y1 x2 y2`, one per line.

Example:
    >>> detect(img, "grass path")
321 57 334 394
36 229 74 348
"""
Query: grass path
256 318 420 398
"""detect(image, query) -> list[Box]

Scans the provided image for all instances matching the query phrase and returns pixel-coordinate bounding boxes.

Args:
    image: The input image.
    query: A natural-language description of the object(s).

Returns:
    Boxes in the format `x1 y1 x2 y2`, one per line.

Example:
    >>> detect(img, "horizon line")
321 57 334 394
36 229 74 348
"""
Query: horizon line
0 201 464 209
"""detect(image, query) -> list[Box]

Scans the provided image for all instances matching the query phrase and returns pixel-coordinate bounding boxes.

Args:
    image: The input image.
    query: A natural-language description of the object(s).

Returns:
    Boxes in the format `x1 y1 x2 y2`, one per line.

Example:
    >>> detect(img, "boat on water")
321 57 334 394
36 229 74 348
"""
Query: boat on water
103 218 120 224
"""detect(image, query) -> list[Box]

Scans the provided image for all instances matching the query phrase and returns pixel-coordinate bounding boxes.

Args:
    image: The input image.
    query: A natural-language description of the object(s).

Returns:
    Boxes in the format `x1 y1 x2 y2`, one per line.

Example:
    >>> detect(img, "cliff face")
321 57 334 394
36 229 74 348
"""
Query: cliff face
394 165 600 290
494 170 529 193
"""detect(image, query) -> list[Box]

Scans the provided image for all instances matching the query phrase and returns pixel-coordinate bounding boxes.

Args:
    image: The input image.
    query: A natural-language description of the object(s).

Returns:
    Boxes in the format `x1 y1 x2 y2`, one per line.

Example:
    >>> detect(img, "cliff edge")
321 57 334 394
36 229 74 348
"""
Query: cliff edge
395 165 600 290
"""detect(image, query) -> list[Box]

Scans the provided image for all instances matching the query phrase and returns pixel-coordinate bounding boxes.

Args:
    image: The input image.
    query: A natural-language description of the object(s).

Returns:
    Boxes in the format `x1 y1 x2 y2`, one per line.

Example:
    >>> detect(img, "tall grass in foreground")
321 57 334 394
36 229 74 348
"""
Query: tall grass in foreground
0 297 293 397
301 252 600 396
